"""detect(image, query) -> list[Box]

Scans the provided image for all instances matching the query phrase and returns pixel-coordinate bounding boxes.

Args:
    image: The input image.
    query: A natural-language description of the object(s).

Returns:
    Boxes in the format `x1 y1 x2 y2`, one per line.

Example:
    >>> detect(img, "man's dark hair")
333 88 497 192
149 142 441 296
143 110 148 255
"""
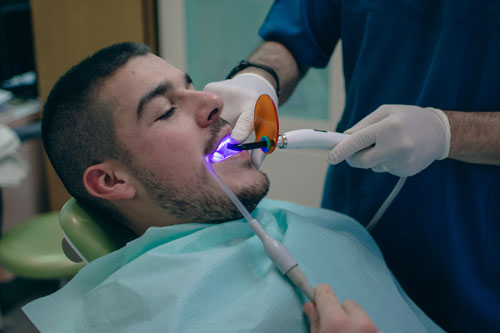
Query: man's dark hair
42 42 151 220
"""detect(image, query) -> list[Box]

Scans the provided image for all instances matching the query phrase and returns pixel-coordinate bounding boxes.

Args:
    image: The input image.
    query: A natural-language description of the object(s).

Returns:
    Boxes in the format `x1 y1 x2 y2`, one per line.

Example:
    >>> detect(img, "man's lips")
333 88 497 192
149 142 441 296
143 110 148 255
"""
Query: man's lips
206 125 233 155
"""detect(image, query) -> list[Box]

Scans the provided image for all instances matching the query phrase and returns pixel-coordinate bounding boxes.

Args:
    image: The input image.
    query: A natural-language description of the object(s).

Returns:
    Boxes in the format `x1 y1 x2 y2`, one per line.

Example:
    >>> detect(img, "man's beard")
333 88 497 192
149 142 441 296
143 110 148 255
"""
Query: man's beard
130 118 270 223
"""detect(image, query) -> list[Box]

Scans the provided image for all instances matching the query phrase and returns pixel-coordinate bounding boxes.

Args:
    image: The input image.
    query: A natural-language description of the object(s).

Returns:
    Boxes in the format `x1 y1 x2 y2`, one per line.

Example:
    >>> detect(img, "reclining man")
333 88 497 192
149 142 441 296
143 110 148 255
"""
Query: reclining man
23 42 442 332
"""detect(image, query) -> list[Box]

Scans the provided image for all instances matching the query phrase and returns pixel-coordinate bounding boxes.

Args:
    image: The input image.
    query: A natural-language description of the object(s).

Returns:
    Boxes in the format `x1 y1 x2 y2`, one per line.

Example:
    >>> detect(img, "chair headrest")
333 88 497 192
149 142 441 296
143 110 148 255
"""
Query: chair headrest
59 198 136 263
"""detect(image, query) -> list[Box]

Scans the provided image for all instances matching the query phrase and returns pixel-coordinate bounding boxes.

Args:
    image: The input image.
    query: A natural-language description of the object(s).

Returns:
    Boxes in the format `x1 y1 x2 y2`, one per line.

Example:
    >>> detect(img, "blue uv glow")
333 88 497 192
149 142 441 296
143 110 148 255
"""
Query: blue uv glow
208 135 241 163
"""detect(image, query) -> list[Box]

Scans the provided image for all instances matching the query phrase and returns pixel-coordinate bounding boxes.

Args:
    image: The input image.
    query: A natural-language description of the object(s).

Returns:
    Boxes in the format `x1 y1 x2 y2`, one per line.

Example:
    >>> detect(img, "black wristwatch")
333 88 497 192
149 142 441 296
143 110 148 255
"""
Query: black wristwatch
226 60 280 98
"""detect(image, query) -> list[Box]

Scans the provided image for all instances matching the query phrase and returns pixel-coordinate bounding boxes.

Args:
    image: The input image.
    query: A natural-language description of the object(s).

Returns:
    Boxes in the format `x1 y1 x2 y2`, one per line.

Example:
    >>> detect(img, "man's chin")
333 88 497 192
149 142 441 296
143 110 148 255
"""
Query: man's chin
236 172 270 214
206 172 270 224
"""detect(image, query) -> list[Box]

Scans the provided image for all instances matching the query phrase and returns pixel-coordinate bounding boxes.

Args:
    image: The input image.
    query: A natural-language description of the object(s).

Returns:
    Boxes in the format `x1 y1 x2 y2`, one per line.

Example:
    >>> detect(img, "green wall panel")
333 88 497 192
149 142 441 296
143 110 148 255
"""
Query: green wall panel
185 0 330 120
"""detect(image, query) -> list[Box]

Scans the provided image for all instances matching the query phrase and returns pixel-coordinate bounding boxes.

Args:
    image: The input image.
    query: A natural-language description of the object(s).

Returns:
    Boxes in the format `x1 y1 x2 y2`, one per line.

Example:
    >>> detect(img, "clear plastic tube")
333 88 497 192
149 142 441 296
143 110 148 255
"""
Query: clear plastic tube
202 157 253 223
202 156 315 302
276 130 406 231
366 177 407 231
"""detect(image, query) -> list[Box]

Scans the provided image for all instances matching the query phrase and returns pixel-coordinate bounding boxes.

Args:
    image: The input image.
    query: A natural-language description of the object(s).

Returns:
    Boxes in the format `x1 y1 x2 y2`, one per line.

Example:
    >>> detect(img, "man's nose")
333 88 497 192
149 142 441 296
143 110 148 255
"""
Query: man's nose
192 91 223 127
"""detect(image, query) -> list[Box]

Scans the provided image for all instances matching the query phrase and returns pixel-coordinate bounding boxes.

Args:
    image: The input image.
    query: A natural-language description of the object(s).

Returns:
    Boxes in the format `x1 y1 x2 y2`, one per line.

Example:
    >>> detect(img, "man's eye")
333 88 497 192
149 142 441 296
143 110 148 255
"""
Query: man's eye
156 107 176 121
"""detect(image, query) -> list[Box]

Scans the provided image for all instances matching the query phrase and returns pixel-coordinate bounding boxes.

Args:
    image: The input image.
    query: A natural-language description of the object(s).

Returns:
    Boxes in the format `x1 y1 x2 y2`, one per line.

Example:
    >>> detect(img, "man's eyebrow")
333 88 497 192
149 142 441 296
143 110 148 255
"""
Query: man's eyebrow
136 73 193 120
137 80 173 119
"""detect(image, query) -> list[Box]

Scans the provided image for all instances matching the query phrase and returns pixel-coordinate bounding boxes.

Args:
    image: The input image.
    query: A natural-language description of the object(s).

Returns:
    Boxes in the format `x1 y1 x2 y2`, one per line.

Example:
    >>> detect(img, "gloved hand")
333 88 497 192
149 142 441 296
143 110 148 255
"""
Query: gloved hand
304 284 377 333
203 73 278 143
328 105 451 177
251 148 267 169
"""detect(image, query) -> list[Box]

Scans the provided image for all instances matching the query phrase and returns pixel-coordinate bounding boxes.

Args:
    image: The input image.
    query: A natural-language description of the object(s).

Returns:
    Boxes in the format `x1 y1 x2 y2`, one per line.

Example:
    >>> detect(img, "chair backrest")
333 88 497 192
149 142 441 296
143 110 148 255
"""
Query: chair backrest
59 198 136 264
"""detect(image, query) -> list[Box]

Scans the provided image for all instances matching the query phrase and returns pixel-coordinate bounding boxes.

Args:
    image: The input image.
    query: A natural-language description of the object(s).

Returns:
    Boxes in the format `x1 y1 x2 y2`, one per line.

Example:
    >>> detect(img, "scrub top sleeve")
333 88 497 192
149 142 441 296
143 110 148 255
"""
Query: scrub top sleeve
259 0 341 68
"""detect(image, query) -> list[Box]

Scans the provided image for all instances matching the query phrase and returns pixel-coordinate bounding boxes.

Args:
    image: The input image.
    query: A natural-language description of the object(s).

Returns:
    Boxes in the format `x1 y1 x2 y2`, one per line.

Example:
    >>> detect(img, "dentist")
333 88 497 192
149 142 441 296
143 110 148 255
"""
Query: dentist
204 0 500 331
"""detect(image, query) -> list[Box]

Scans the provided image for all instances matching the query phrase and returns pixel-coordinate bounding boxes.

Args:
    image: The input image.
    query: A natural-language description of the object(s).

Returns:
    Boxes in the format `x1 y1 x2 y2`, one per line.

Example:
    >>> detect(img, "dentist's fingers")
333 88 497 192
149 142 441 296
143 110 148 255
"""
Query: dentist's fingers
346 140 398 169
328 122 383 164
344 106 391 134
230 107 254 142
370 163 391 173
204 73 278 144
304 284 378 333
342 300 377 331
303 302 320 332
251 148 267 169
315 284 345 322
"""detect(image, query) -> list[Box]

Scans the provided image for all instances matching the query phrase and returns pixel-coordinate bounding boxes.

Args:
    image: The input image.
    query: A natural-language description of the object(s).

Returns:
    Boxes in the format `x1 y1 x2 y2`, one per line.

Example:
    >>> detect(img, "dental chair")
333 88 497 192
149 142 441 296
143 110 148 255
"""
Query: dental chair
59 198 136 264
0 123 84 279
0 122 83 330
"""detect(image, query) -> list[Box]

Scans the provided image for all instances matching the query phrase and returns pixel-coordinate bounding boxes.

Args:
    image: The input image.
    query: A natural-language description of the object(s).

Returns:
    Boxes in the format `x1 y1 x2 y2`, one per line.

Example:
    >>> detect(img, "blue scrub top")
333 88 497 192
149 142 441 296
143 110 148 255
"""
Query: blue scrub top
260 0 500 331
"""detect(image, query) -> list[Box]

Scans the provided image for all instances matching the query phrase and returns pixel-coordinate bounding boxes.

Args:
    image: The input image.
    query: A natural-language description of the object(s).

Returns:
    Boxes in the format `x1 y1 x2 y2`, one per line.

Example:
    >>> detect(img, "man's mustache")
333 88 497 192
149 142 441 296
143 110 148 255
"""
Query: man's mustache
204 117 231 155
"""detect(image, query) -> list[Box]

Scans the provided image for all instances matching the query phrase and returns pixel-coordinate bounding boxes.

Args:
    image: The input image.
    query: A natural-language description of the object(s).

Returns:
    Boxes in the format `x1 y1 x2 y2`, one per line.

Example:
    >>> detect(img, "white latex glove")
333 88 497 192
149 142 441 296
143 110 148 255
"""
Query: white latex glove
203 73 278 143
328 105 451 177
251 148 267 169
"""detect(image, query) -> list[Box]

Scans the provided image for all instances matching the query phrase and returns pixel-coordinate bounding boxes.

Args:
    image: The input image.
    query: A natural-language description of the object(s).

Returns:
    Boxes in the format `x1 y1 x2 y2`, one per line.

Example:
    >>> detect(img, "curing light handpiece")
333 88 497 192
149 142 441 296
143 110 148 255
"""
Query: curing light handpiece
277 129 349 150
227 129 349 153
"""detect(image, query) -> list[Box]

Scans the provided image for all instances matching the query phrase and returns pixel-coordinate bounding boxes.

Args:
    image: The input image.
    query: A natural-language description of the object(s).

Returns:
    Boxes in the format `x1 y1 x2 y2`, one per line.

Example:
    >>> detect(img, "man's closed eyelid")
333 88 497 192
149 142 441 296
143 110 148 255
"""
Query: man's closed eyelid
156 107 176 121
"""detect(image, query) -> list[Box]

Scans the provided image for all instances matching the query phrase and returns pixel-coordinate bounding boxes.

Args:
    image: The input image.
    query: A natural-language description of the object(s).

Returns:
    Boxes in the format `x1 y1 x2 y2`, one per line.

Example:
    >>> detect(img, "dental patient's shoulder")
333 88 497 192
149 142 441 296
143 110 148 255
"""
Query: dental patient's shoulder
258 199 361 226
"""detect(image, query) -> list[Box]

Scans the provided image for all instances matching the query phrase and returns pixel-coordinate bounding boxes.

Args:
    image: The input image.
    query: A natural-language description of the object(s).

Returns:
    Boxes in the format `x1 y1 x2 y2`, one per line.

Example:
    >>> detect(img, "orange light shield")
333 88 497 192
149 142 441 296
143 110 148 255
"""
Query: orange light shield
254 94 279 153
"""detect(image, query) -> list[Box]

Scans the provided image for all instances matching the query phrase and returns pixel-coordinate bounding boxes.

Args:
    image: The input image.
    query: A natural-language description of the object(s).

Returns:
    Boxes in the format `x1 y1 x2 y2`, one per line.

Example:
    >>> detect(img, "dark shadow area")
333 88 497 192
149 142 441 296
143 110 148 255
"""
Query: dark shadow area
1 277 58 332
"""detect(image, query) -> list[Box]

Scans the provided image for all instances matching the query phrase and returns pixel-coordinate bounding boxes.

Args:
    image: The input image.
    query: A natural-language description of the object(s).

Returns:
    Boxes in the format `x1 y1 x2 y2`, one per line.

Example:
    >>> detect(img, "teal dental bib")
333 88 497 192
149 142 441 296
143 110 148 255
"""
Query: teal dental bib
23 199 442 332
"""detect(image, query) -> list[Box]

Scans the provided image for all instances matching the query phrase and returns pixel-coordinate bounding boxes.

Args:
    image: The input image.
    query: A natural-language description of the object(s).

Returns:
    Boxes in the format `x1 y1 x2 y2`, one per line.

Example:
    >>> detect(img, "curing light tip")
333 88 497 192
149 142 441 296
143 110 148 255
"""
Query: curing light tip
208 135 241 163
228 136 274 153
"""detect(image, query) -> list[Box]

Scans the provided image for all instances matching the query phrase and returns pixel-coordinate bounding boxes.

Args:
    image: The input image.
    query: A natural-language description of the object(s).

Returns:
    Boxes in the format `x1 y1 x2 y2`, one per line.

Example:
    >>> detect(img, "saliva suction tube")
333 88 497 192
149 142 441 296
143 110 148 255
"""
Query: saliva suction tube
203 151 315 302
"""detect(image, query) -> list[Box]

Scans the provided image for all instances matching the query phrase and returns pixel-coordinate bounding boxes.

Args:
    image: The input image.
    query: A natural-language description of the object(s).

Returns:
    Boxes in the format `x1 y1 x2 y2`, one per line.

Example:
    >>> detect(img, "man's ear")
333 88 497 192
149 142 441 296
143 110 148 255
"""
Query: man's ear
83 162 136 201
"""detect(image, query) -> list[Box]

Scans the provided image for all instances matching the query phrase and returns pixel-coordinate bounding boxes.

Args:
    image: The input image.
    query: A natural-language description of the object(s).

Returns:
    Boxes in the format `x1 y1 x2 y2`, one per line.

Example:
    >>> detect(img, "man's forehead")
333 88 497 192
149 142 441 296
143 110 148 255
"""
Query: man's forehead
99 54 183 137
99 54 181 106
111 54 179 85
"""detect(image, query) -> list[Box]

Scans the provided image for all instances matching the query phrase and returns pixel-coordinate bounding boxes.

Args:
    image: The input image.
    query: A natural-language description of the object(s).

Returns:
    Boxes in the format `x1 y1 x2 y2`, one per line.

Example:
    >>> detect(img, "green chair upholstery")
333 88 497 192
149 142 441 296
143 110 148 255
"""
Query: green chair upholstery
0 212 84 279
0 123 86 280
59 198 136 263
